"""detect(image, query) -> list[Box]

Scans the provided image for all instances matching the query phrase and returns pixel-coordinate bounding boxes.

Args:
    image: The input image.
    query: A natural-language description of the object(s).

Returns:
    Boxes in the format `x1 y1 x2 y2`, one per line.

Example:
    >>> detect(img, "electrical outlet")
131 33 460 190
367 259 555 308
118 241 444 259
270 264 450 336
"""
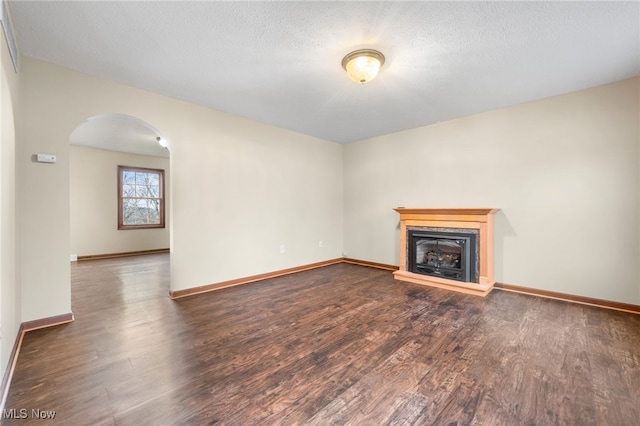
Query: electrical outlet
70 254 78 262
318 240 323 248
279 244 285 254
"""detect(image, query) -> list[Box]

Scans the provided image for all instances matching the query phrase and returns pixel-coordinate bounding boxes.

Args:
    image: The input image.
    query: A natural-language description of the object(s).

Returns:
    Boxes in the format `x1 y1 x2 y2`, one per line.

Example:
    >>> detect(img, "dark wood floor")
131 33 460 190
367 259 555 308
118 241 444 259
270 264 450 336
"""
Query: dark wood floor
4 254 640 425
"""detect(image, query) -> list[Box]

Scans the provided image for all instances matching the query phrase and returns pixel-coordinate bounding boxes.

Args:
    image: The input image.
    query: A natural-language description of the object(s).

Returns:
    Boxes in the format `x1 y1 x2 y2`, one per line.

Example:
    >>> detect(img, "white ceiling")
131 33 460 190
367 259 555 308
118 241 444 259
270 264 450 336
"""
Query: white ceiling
8 1 640 153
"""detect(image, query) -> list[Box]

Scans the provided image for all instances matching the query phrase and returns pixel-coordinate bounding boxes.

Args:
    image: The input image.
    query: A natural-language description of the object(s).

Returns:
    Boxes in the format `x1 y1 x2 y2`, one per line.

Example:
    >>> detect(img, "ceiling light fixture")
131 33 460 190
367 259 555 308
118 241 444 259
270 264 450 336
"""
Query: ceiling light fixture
156 136 168 148
341 49 385 84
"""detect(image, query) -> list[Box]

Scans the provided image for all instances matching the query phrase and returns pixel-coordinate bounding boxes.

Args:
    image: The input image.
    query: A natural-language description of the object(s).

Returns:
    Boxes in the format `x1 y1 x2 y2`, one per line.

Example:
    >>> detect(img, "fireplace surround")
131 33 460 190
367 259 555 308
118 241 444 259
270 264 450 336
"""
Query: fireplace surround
393 208 499 296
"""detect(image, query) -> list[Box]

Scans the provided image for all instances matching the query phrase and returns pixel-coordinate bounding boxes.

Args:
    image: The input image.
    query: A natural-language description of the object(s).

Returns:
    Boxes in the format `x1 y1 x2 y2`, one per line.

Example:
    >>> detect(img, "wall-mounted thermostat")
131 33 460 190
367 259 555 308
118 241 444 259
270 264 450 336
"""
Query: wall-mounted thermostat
36 154 56 163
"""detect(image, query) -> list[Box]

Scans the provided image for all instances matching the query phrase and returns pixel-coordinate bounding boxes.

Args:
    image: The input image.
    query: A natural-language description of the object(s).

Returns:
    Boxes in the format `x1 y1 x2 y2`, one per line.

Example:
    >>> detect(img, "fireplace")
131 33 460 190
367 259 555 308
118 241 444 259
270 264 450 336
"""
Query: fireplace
408 228 477 283
393 208 498 297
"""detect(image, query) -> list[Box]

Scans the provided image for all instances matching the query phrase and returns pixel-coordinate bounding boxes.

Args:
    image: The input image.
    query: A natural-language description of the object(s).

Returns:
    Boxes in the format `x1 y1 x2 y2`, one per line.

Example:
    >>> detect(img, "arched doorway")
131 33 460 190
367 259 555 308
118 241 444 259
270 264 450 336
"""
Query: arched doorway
68 113 171 263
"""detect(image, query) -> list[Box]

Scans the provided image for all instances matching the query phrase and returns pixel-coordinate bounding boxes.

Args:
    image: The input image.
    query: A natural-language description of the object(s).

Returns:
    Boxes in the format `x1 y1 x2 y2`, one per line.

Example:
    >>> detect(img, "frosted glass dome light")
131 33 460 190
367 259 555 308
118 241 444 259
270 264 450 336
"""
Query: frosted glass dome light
341 49 385 84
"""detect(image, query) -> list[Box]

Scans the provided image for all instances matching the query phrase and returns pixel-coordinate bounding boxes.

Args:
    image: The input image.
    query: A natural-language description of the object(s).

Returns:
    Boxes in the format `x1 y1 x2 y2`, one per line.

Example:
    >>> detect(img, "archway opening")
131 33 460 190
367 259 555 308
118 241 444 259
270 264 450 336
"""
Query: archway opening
68 113 171 264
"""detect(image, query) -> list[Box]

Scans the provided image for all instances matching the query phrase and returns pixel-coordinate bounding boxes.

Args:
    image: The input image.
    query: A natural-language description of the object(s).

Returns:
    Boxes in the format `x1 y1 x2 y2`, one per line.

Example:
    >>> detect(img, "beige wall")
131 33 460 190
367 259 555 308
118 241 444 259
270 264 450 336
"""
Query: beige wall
19 59 72 321
169 107 344 291
1 29 20 384
70 146 170 257
18 57 343 320
344 77 640 304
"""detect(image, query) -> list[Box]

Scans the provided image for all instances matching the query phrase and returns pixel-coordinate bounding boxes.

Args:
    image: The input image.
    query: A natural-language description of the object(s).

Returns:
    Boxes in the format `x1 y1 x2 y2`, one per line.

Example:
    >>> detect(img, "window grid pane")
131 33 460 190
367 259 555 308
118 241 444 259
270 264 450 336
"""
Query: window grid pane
119 166 165 229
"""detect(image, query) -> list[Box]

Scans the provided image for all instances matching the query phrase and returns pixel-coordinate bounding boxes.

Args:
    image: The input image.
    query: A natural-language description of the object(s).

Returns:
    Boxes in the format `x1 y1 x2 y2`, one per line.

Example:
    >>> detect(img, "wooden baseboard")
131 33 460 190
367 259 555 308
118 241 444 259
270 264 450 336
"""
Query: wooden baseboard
170 255 640 314
341 258 640 314
494 283 640 315
343 258 399 271
170 258 344 299
0 325 24 414
77 248 169 261
22 313 75 332
0 313 74 413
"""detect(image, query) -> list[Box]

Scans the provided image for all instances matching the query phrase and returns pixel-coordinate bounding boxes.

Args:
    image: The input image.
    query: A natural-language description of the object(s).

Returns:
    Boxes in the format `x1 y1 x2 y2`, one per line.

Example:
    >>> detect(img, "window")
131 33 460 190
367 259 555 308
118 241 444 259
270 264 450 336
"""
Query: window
118 166 165 230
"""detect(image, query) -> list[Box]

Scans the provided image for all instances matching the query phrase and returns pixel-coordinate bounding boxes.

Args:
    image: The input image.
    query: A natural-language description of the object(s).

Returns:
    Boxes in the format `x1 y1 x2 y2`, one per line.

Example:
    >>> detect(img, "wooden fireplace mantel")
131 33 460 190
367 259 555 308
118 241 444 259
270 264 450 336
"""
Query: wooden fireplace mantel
393 207 499 297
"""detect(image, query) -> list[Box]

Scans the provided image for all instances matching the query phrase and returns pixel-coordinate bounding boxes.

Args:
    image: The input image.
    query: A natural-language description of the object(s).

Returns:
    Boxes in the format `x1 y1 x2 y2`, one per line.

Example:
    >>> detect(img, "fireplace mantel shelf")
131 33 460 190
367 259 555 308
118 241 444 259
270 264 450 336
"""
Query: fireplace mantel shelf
394 208 498 215
393 207 499 297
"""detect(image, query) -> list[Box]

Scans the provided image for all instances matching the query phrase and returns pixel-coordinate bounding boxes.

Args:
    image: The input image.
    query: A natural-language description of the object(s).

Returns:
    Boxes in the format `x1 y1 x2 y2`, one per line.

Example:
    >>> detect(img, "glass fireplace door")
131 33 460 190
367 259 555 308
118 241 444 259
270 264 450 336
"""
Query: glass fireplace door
411 236 471 281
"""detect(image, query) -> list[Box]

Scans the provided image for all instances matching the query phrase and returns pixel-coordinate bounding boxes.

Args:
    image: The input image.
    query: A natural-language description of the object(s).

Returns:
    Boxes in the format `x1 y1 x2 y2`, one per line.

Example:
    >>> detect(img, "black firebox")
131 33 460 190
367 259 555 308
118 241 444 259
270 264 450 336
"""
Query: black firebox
408 229 478 283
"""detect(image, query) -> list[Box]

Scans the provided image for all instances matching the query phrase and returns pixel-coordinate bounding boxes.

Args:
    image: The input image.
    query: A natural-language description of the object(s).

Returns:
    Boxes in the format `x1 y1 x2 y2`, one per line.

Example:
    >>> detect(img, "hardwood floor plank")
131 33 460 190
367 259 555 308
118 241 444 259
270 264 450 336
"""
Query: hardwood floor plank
3 255 640 425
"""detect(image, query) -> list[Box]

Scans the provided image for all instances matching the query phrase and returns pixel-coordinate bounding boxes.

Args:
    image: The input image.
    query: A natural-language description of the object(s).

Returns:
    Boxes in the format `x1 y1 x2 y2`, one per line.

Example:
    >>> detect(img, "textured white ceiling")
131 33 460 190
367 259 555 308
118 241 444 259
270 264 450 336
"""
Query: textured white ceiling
9 1 640 149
